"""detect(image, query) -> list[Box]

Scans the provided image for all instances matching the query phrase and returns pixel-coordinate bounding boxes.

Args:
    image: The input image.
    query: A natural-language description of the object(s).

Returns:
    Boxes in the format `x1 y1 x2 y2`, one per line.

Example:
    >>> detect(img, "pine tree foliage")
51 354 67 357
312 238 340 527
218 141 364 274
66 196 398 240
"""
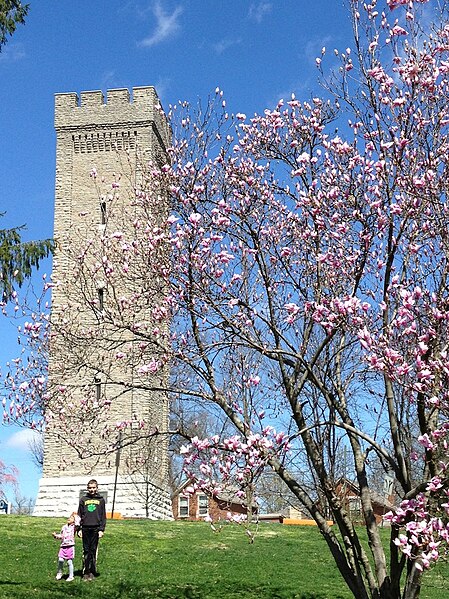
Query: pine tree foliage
0 0 29 50
0 219 53 300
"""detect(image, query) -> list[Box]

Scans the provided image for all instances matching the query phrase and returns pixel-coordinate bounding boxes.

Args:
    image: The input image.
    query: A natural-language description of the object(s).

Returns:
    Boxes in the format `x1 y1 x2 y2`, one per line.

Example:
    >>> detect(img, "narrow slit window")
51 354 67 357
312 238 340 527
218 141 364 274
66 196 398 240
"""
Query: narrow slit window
94 375 102 401
100 201 107 224
98 288 104 311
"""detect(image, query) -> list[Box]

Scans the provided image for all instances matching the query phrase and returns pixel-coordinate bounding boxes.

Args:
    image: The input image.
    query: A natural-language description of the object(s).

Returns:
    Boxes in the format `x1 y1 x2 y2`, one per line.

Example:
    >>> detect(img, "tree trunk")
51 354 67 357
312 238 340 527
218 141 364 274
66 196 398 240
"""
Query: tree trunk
401 563 422 599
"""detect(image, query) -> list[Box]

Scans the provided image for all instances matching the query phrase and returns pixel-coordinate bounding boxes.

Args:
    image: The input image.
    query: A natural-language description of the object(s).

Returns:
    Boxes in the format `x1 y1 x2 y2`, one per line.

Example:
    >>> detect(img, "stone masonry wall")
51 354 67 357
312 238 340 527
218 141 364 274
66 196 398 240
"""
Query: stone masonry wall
36 87 171 518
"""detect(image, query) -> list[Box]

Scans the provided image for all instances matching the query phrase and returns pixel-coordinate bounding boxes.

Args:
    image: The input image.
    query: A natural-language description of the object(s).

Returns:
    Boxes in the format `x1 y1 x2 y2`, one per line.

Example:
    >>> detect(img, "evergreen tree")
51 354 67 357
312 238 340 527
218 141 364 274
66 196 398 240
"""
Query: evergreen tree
0 217 53 301
0 3 50 296
0 1 29 50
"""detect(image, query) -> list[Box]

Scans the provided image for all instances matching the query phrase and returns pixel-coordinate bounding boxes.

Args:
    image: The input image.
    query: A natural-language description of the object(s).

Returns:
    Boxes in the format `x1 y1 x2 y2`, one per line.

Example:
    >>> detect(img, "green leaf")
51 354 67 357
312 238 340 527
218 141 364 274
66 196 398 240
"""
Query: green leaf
0 217 54 300
0 1 29 50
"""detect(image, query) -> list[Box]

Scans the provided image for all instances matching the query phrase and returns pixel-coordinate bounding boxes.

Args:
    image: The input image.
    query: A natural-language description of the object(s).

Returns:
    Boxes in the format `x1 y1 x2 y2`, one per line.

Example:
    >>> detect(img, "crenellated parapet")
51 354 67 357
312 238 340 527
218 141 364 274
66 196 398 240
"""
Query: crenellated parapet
54 86 171 149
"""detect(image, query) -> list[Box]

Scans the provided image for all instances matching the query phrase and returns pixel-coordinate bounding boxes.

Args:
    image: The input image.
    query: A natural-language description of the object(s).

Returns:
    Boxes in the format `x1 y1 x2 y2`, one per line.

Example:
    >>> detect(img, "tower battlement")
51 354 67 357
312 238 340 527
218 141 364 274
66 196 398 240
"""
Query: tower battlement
54 86 170 147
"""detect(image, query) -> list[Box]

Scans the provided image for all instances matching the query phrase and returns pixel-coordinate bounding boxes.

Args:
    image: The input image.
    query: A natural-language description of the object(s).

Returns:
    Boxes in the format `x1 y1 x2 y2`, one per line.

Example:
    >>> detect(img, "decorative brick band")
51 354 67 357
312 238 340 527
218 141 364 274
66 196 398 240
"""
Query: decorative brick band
72 130 137 154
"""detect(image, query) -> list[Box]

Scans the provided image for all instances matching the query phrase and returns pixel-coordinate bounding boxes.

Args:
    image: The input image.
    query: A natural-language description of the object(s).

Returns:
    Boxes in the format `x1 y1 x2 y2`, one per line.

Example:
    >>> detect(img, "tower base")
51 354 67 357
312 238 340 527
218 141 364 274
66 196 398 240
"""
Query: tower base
33 475 173 519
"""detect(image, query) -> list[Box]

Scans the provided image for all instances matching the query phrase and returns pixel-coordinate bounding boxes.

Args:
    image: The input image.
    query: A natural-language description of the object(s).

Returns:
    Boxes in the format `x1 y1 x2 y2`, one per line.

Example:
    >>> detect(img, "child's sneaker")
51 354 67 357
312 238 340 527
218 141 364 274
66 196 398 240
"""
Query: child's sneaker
55 573 63 580
66 576 74 582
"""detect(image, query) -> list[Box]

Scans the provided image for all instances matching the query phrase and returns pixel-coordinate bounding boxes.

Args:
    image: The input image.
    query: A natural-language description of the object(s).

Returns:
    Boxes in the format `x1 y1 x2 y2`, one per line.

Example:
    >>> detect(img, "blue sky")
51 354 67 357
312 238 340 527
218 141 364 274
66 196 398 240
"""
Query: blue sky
0 0 353 502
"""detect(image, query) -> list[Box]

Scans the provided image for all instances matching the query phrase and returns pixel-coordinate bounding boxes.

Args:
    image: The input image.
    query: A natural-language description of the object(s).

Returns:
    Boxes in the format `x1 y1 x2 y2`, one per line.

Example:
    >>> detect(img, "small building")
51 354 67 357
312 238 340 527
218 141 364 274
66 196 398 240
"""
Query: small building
172 482 257 521
257 512 285 523
257 506 303 523
335 478 395 524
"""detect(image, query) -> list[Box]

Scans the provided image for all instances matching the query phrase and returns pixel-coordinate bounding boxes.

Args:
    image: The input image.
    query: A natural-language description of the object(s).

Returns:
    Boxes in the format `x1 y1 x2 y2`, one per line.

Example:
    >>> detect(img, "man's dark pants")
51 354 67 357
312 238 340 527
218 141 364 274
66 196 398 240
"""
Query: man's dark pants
82 526 100 576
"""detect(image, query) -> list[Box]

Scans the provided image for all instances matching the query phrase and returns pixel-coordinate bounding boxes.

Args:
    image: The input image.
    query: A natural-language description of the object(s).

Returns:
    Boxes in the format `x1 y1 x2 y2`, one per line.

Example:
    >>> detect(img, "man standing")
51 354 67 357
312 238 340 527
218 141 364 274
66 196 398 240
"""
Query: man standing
78 479 106 581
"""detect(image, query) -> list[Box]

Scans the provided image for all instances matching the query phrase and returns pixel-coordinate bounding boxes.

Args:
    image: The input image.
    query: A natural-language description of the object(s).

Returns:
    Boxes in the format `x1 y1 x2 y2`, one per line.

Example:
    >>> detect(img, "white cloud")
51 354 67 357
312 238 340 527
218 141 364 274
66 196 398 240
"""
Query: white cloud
4 429 41 452
0 42 26 63
248 2 272 24
152 76 171 104
100 70 119 90
139 1 183 48
213 38 242 55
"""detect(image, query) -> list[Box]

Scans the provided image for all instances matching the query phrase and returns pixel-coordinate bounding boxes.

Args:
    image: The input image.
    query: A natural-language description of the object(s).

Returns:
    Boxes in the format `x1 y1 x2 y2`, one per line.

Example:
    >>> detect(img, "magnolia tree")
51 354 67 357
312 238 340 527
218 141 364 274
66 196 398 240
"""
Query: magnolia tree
4 0 449 597
0 459 18 502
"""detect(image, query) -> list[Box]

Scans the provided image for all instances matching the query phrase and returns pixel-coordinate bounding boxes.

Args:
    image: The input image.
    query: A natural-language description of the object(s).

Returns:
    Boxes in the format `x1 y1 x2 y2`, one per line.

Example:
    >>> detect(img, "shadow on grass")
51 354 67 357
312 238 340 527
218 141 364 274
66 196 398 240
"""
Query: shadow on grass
85 580 348 599
0 579 349 599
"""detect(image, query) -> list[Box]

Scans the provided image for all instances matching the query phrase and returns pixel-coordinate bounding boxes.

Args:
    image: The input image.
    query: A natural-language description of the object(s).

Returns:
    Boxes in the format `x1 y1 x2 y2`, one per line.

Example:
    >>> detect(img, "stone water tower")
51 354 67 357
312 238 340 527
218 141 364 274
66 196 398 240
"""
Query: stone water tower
33 87 172 518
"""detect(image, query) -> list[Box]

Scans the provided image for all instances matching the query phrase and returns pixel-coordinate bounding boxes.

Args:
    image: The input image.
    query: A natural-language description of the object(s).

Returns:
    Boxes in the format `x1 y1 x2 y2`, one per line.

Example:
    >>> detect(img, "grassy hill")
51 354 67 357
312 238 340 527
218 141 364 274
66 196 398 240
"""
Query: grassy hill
0 516 447 598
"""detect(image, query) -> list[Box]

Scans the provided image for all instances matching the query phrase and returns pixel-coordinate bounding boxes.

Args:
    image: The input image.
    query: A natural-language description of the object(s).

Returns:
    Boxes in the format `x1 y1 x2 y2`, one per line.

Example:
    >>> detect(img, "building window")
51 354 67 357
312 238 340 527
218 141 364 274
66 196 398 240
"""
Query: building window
98 288 104 311
100 201 107 224
198 493 208 517
179 495 189 518
94 374 102 401
348 496 361 520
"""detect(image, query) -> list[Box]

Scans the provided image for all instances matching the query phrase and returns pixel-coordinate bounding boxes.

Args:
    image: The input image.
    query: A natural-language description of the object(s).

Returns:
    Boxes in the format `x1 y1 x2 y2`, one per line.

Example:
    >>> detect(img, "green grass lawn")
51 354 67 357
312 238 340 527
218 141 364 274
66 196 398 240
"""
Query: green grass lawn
0 517 447 599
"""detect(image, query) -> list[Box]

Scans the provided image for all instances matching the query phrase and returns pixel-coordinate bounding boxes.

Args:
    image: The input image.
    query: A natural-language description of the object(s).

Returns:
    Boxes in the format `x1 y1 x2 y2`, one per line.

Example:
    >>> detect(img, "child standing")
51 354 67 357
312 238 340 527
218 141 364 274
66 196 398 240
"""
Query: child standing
78 479 106 581
52 512 79 581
